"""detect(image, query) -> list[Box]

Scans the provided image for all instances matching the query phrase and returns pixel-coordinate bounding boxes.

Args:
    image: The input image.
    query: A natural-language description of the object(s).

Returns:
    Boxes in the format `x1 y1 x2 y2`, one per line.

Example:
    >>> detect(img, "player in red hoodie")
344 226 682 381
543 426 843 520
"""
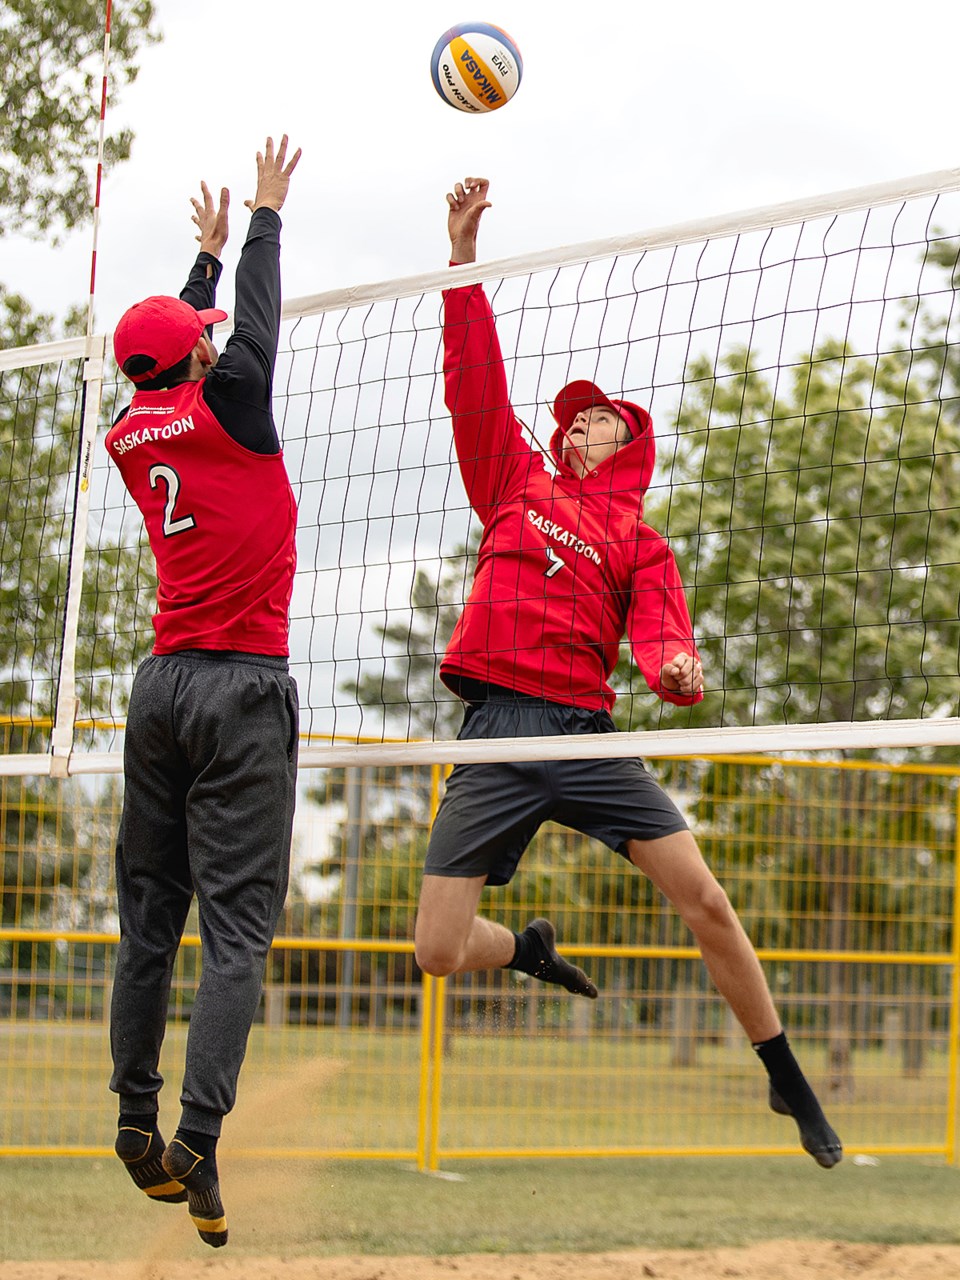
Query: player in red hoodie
414 178 841 1170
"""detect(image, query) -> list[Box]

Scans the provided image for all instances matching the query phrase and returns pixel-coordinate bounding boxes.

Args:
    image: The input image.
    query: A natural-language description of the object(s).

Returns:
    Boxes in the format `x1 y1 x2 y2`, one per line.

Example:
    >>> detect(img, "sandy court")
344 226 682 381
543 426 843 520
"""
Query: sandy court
3 1244 960 1280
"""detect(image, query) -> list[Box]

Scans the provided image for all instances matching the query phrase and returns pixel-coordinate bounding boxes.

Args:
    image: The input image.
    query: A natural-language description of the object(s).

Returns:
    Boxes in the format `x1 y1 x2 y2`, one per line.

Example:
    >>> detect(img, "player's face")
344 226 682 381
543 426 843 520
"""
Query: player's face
561 406 631 476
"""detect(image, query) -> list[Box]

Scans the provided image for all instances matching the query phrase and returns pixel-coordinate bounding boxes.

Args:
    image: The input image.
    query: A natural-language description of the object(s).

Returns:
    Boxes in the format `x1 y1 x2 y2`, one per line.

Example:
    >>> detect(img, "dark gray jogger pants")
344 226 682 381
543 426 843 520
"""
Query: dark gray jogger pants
109 650 298 1134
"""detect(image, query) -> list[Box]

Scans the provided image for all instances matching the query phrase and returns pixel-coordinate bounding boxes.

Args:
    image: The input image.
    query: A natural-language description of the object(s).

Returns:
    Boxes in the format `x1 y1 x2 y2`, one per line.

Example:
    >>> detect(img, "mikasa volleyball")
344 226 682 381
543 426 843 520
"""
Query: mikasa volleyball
430 22 523 113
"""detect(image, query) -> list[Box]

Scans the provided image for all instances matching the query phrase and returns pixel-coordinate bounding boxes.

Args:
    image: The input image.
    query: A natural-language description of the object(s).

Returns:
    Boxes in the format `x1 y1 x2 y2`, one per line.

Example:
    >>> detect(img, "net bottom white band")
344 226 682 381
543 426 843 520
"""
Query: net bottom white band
4 716 957 777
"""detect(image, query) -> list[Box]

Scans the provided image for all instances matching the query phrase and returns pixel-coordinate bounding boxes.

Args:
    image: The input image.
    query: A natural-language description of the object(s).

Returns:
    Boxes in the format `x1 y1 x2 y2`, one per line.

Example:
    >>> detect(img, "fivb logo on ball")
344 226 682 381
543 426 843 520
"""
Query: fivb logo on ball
431 22 523 113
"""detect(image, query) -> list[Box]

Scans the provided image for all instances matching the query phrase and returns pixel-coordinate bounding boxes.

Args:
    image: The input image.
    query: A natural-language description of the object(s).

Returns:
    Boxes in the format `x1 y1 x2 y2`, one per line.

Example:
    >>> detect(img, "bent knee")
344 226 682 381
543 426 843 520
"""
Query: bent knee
414 940 463 978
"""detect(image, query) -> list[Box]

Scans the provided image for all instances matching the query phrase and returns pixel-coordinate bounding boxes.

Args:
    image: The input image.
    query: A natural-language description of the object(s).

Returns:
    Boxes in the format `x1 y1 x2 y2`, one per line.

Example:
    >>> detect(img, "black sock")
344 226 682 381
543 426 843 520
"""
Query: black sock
172 1127 218 1163
505 919 598 998
507 928 538 972
754 1032 842 1169
162 1128 228 1248
115 1114 187 1204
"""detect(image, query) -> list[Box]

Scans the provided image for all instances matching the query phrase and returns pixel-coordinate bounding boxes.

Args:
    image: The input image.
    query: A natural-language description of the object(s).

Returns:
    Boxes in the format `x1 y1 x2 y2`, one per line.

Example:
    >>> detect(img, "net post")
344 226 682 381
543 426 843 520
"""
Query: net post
415 972 435 1171
947 786 960 1166
428 975 447 1172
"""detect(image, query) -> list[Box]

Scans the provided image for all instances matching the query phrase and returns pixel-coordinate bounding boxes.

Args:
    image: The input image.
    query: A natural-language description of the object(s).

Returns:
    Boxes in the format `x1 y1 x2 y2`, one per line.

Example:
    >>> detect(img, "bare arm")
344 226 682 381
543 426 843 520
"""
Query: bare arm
447 176 491 264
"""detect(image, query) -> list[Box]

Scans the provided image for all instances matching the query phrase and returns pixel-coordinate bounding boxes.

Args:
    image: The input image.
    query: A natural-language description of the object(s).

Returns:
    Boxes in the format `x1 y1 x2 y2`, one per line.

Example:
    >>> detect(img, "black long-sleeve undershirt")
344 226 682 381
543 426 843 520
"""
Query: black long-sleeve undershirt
116 206 285 455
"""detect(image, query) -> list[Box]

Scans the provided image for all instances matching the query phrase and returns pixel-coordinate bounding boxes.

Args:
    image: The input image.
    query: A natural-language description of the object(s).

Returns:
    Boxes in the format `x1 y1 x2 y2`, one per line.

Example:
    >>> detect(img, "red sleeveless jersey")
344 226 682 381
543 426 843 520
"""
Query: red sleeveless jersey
105 380 297 656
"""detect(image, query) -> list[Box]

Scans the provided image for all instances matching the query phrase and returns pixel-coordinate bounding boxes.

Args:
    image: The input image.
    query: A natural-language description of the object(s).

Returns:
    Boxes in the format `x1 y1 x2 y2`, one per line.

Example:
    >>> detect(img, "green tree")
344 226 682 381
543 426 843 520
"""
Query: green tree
339 236 960 1080
627 256 960 731
0 1 160 240
0 289 153 729
693 757 955 1093
345 533 480 742
312 535 481 982
0 0 160 728
0 1 161 985
620 234 960 1090
274 765 431 1027
0 290 153 992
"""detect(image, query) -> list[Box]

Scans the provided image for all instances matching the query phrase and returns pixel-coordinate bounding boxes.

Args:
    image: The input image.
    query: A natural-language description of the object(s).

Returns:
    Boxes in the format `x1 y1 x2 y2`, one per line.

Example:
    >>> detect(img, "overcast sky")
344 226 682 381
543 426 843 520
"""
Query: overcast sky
2 0 959 332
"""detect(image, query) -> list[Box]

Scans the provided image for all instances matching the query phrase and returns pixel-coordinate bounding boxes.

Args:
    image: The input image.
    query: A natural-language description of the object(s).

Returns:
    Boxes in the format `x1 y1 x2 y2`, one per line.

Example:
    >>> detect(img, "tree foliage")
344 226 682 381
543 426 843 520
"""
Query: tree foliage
0 288 153 728
0 6 159 978
329 238 960 1078
633 340 960 728
610 235 960 733
345 533 480 742
0 0 160 240
0 289 152 955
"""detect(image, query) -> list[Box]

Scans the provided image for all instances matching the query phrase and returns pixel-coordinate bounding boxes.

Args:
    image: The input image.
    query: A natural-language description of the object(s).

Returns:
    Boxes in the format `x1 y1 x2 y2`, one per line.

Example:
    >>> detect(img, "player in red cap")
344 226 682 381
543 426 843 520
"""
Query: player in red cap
105 135 301 1247
413 177 841 1170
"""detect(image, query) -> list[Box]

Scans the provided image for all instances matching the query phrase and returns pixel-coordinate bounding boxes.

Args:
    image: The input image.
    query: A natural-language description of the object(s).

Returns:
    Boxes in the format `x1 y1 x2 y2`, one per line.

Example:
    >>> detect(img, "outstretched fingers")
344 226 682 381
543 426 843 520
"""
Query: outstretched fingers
191 180 230 251
190 181 212 236
244 134 302 214
280 140 302 178
260 135 302 178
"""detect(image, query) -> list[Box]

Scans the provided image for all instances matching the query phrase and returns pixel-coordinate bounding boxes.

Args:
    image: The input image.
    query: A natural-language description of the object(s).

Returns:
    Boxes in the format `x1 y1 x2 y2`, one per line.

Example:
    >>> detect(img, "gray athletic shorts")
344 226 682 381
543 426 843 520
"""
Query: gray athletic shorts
424 690 688 886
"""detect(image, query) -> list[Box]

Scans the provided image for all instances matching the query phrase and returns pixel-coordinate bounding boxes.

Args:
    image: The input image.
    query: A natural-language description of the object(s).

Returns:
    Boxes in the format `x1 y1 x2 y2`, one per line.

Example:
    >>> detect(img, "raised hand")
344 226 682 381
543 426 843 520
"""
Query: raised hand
191 181 230 258
447 176 491 264
245 134 302 215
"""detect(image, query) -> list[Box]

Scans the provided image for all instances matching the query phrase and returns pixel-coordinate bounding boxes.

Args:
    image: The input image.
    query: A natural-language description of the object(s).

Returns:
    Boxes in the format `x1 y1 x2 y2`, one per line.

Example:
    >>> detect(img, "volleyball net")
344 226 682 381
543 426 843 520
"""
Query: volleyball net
2 166 960 776
4 169 960 1165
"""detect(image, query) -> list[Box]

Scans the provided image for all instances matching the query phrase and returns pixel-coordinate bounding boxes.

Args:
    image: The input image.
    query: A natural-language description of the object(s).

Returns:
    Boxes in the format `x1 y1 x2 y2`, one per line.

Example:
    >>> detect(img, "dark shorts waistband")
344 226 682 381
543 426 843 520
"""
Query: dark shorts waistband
150 649 289 672
458 691 617 741
451 677 587 710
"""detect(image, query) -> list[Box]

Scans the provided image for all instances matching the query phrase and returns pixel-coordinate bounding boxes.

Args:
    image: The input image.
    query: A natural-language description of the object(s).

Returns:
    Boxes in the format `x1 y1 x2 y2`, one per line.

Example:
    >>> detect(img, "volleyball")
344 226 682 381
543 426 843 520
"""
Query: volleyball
430 22 523 114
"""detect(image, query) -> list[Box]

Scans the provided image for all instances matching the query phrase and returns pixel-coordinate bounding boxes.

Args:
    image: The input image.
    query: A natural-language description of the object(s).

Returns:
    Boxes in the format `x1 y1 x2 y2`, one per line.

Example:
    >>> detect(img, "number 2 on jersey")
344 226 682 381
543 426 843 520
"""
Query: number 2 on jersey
149 464 197 537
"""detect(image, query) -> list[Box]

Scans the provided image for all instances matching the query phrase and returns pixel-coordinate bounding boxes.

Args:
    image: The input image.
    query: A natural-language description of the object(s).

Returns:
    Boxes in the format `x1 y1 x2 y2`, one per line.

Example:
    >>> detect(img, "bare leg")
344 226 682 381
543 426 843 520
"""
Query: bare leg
627 830 841 1167
414 874 515 975
626 831 779 1042
414 874 597 996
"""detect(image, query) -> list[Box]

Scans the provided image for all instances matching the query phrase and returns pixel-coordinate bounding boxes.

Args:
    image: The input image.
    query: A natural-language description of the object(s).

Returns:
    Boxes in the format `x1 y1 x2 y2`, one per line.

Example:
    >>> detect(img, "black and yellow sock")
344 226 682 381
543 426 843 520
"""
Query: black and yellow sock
754 1031 843 1169
115 1118 187 1203
161 1130 227 1248
506 918 598 998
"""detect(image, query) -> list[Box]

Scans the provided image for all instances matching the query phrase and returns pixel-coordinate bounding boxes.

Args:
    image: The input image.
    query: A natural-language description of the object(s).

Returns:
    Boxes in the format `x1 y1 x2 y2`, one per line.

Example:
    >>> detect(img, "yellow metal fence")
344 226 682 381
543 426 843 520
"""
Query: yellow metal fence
2 740 959 1166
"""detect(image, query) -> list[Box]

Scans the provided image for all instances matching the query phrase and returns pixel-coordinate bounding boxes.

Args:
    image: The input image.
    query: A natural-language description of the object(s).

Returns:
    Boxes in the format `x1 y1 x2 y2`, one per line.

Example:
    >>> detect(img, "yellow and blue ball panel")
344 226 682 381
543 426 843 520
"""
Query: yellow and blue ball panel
431 21 523 113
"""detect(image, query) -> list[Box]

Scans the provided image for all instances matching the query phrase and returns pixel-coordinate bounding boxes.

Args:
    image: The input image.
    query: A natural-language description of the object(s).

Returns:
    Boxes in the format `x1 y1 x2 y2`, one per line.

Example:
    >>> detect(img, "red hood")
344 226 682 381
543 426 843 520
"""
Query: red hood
549 411 656 500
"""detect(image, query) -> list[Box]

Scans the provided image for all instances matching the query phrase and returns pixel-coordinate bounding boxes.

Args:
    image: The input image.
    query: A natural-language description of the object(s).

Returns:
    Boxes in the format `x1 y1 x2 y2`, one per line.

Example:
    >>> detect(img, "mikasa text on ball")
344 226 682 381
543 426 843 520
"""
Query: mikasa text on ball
431 22 523 113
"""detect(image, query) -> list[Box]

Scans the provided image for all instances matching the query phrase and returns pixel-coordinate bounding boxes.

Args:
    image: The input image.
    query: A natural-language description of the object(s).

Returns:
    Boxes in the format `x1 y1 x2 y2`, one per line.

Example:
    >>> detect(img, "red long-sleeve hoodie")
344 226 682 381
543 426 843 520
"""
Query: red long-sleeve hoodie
439 281 703 713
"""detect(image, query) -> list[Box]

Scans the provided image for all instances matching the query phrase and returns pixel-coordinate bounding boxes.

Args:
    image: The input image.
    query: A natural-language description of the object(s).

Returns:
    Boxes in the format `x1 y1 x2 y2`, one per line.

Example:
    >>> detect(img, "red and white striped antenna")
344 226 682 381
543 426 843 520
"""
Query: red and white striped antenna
86 0 113 338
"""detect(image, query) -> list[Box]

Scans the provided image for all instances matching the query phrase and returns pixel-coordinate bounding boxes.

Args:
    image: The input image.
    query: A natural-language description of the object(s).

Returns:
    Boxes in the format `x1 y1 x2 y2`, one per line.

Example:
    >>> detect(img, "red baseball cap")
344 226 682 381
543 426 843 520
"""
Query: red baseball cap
552 380 652 439
113 295 228 384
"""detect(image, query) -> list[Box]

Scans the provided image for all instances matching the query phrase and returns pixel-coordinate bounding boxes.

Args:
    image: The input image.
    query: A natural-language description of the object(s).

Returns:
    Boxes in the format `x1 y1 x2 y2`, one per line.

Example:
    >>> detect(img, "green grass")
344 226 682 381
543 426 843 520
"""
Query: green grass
3 1021 957 1262
1 1022 952 1154
1 1155 959 1261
